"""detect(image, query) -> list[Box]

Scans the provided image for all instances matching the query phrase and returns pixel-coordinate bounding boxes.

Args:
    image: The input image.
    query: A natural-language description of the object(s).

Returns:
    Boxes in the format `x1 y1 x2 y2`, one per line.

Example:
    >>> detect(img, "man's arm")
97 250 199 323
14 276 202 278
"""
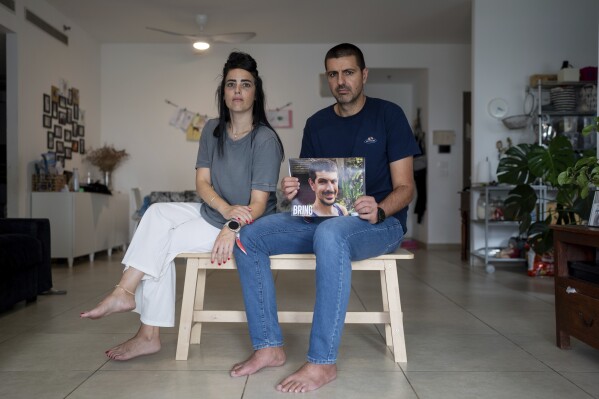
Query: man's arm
354 156 415 224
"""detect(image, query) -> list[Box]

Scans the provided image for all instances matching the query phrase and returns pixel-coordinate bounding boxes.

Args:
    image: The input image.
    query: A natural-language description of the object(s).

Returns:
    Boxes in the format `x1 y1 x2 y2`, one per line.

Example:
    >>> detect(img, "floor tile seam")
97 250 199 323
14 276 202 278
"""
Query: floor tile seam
394 263 566 375
409 368 598 398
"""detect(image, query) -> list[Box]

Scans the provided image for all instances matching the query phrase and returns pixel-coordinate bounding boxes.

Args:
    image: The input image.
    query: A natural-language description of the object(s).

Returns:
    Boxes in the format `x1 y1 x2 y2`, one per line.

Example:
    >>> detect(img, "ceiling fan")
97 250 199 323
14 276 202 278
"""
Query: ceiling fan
146 14 256 50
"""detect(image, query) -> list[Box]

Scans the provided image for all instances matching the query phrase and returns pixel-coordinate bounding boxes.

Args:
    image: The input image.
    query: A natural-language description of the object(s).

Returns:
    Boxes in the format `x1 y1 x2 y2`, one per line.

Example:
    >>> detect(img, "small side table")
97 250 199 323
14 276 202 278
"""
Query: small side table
551 225 599 350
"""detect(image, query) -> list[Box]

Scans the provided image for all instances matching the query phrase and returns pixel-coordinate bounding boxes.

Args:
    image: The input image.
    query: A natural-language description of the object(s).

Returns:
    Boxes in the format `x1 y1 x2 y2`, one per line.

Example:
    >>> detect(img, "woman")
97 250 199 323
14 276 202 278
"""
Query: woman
81 51 284 361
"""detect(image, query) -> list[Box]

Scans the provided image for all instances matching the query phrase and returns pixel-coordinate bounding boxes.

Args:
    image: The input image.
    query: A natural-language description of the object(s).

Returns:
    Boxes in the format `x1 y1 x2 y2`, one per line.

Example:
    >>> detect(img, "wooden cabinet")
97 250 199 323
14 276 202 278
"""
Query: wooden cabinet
31 192 129 267
551 225 599 350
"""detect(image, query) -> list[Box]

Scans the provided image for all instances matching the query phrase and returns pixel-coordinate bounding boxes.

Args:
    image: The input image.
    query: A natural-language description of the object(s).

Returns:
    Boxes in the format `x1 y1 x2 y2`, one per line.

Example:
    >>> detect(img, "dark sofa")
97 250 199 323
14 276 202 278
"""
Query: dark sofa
0 218 53 312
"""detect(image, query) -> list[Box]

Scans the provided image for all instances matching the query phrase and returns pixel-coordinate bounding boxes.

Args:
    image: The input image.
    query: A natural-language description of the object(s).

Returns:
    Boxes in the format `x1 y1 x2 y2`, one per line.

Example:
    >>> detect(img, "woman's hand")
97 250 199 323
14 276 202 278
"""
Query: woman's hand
211 228 236 265
221 205 253 225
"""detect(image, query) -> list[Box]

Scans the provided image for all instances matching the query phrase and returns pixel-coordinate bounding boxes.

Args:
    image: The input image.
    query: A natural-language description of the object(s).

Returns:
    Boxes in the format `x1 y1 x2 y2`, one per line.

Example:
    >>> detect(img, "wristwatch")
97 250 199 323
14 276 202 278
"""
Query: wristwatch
376 207 386 224
224 219 241 233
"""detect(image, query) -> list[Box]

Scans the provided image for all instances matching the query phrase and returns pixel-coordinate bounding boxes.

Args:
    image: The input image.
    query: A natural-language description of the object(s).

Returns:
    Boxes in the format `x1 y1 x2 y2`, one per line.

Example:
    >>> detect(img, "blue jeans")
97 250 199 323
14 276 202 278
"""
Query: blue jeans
233 212 405 364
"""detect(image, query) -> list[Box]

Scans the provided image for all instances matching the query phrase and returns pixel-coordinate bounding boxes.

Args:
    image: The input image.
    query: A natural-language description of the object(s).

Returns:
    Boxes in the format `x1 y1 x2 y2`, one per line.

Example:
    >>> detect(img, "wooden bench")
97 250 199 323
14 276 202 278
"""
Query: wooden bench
175 248 413 363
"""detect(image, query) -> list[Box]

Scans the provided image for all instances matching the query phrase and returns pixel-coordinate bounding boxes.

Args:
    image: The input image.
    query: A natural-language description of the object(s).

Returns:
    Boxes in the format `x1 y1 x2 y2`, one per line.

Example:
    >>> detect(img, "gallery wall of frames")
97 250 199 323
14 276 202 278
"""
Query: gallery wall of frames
42 80 86 166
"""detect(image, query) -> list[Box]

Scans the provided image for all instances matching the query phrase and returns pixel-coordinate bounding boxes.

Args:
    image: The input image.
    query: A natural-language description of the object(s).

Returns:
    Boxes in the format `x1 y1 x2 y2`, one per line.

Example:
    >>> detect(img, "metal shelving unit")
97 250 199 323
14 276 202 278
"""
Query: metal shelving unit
535 80 597 149
470 185 551 273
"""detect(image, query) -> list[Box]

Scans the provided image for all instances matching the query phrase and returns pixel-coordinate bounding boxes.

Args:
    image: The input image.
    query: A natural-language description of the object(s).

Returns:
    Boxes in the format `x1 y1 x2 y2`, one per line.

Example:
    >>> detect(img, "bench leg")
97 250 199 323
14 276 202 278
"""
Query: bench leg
379 270 393 348
176 258 200 361
384 260 407 363
190 268 207 344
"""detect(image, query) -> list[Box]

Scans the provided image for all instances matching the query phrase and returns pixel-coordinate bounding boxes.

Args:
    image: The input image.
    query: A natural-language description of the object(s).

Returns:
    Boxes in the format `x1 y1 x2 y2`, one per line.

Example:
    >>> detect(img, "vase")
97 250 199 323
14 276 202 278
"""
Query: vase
104 171 112 189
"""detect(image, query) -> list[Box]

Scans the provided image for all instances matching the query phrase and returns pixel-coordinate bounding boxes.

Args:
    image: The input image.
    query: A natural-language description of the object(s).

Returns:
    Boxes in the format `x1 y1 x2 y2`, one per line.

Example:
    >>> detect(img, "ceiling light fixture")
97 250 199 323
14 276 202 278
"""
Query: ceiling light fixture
192 41 210 50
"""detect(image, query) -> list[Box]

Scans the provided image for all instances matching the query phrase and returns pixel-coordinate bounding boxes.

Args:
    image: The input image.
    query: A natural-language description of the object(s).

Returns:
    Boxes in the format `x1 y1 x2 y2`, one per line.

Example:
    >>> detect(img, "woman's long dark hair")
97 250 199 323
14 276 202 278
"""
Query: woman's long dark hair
214 51 284 160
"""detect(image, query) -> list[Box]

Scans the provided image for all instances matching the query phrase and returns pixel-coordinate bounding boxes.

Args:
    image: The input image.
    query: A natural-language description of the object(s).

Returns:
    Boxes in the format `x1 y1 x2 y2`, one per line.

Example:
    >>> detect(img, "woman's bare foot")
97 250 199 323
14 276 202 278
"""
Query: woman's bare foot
230 347 286 377
276 362 337 393
80 285 136 319
106 324 161 361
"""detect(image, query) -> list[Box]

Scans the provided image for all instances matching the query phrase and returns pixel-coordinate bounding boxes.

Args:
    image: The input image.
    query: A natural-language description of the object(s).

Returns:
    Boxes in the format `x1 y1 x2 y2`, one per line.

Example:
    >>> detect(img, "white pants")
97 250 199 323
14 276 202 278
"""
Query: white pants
122 202 220 327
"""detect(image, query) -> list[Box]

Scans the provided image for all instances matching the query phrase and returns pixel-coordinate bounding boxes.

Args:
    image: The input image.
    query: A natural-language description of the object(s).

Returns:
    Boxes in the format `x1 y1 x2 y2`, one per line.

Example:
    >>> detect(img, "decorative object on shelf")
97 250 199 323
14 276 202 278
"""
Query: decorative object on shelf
85 145 129 189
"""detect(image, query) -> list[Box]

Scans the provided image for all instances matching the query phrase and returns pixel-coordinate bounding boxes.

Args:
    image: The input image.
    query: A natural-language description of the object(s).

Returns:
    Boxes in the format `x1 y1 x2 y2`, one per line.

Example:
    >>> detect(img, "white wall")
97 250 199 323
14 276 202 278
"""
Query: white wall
0 0 101 217
101 43 470 243
472 0 599 177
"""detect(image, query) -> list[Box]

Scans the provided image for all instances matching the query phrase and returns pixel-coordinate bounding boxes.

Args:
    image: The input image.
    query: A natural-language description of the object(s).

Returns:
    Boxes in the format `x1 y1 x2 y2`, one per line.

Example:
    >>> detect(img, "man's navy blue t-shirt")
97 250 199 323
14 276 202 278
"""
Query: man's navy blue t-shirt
300 97 420 232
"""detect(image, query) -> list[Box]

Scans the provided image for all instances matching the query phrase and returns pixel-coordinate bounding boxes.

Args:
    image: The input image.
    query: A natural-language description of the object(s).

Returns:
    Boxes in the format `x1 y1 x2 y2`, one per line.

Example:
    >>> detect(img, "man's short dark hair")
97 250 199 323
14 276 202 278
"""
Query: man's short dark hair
308 159 338 181
325 43 366 70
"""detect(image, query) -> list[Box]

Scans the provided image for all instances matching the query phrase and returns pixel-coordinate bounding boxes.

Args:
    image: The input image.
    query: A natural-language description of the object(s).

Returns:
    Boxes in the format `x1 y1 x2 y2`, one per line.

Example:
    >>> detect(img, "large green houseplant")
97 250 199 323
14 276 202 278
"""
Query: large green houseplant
496 116 599 255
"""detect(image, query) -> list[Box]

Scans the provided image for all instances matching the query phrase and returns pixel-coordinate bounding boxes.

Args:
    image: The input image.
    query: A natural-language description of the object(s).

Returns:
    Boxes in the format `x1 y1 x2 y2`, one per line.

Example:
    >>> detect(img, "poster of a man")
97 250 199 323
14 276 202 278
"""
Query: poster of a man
289 157 364 217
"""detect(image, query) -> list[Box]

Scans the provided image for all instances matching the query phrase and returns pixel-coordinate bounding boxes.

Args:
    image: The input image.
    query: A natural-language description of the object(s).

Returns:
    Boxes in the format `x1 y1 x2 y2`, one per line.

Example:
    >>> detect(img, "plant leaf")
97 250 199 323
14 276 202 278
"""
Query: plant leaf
497 144 535 185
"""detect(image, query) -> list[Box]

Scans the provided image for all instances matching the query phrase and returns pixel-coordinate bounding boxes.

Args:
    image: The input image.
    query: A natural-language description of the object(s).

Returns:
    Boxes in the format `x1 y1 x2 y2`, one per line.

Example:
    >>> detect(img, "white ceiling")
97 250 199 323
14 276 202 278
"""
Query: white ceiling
43 0 472 45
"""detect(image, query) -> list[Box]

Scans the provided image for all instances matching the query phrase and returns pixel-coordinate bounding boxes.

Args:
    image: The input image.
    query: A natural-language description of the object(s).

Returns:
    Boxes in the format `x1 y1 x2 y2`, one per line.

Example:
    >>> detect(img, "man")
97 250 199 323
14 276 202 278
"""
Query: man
307 159 348 217
230 43 420 393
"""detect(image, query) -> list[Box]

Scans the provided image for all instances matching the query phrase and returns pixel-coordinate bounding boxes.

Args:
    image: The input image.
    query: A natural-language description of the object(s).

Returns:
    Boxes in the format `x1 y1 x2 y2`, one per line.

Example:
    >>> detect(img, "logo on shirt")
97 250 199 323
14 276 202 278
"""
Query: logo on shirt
364 136 377 144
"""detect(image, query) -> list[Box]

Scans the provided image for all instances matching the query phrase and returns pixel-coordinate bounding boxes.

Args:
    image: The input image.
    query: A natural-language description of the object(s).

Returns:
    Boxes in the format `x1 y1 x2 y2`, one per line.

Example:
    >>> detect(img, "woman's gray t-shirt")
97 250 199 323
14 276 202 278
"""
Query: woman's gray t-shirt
196 119 282 229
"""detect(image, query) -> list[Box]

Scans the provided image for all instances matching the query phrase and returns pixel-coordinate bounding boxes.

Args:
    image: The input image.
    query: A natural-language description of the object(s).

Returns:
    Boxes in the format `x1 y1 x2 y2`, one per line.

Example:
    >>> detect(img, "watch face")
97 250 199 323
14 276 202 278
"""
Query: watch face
377 207 386 223
228 220 240 230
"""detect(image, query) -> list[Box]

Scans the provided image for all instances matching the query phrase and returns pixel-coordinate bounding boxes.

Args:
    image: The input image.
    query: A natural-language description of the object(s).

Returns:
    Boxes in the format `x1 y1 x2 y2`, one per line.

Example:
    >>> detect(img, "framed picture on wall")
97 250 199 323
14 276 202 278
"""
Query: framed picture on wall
71 140 79 153
43 94 51 113
77 125 85 137
64 130 71 142
43 115 52 128
56 154 64 167
59 96 67 109
73 104 79 120
67 108 72 123
52 102 58 118
79 138 85 154
267 109 293 128
65 147 72 160
56 140 64 154
58 111 67 125
54 125 63 139
47 131 54 149
51 85 59 103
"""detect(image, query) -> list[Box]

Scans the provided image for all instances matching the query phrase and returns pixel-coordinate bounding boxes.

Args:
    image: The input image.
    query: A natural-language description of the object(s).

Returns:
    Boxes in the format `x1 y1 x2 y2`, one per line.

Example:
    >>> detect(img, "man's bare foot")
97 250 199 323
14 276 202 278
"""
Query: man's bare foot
276 362 337 393
106 325 161 361
230 347 286 377
80 286 136 319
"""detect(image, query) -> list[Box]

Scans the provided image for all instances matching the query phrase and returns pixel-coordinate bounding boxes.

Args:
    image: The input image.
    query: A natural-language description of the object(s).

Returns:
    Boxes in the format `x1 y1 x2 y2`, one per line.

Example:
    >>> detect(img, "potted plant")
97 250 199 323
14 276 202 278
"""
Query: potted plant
496 116 598 255
85 145 129 189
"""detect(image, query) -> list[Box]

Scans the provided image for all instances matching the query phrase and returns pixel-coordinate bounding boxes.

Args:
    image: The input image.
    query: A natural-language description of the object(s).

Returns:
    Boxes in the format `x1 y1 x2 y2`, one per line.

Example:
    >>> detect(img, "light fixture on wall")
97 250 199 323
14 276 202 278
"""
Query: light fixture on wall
146 14 255 51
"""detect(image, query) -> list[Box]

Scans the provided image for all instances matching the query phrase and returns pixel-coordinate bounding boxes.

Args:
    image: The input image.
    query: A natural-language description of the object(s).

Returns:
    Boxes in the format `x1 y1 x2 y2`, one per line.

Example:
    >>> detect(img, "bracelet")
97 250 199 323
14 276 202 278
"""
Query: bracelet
209 196 216 206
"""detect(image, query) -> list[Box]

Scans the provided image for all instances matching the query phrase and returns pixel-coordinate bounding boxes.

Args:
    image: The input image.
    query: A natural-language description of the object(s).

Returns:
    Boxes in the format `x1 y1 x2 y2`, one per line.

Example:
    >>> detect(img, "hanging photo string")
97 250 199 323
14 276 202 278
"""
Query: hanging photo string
165 99 210 141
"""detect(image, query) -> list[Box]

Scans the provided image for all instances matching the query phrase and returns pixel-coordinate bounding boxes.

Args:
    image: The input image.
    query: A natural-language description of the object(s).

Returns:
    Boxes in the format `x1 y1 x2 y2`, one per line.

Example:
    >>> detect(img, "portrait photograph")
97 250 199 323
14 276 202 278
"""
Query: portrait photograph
65 147 72 160
52 102 58 118
43 115 52 128
71 140 79 153
59 95 67 109
43 94 51 113
58 111 67 125
47 131 54 150
65 130 71 142
77 125 85 137
54 125 63 139
56 140 65 154
79 138 85 154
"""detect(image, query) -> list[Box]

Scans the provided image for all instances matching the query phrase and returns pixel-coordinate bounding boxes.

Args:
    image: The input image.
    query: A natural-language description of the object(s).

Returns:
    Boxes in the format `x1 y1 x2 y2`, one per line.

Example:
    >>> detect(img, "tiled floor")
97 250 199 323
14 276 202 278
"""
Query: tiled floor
1 248 599 398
